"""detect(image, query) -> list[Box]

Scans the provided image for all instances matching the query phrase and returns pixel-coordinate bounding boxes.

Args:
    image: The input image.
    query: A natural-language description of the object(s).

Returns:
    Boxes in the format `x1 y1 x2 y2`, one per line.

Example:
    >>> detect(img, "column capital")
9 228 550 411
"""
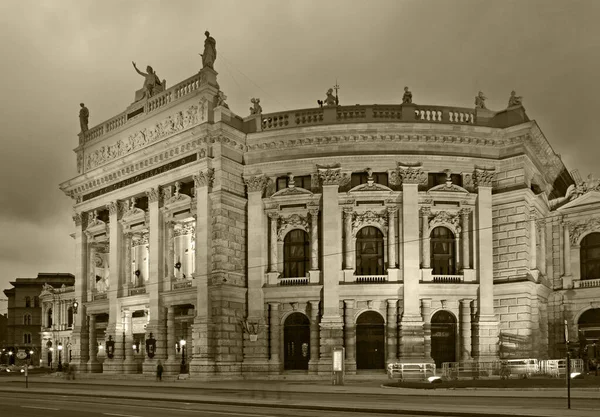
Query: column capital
267 211 279 220
343 207 354 215
459 207 472 217
244 174 270 193
308 206 320 217
387 299 398 307
268 302 281 308
146 187 161 203
420 206 431 216
193 168 215 188
387 206 398 215
316 164 348 187
460 298 474 305
472 167 495 189
343 299 355 309
72 212 84 227
397 163 426 185
107 200 121 216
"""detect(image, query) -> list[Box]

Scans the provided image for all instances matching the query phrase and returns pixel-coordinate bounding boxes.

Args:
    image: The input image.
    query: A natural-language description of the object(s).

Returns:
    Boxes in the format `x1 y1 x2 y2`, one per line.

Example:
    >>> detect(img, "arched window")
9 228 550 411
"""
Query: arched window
581 233 600 281
23 314 32 325
25 296 31 308
67 307 74 328
431 227 456 275
283 230 309 278
47 308 53 328
356 226 385 275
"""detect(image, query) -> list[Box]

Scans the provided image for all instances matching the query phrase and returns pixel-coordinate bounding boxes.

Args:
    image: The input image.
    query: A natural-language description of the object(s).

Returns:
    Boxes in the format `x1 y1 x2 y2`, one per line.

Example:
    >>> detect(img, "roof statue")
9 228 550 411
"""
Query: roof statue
317 88 338 108
132 61 165 100
79 103 89 132
201 31 217 69
215 91 229 109
402 86 413 104
508 90 523 107
249 98 262 115
475 91 487 109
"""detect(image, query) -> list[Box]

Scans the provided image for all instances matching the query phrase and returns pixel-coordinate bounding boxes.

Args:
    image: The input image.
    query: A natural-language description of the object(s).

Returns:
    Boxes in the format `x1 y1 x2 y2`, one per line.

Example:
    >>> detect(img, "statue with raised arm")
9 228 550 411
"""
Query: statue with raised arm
475 91 487 109
249 98 262 115
508 90 523 107
132 61 163 98
79 103 89 132
201 31 217 69
402 86 413 104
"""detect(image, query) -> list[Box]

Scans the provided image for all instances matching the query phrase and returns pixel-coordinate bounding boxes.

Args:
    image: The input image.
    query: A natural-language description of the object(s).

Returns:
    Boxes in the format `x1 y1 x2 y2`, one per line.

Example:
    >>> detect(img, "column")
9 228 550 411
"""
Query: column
421 207 431 268
343 208 354 269
123 233 132 294
387 208 397 269
268 212 278 273
164 306 177 374
123 310 136 373
309 208 319 271
461 209 471 269
87 315 100 372
529 210 537 270
71 211 90 373
190 169 216 375
269 303 280 373
386 299 398 364
308 300 320 374
421 298 432 361
563 220 571 276
343 300 356 373
318 166 344 373
473 168 498 361
88 243 96 301
460 299 472 361
455 235 462 272
399 165 425 360
166 221 175 286
538 219 547 275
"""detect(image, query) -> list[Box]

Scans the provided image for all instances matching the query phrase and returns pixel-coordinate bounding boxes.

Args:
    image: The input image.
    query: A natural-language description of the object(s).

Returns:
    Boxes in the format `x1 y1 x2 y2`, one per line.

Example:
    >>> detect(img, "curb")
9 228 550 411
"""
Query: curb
0 386 586 417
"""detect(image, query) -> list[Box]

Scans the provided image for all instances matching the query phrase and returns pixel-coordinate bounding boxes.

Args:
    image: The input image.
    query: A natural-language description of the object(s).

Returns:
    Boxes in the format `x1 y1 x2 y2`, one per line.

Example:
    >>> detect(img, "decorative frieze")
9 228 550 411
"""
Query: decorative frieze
193 168 215 188
352 210 388 235
146 187 161 203
428 210 461 234
568 217 600 245
277 213 308 241
472 168 495 189
244 174 270 193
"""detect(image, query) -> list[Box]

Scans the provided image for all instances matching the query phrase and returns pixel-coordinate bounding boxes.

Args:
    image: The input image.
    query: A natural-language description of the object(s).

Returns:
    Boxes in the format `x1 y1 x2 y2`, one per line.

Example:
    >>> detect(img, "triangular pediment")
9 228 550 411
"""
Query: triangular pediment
428 183 469 194
558 190 600 211
349 182 393 193
271 186 313 198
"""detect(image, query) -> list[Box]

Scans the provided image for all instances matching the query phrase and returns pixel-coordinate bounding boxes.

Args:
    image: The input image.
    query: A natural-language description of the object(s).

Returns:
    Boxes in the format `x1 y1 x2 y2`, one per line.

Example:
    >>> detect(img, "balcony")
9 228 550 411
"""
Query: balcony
354 275 388 283
420 269 476 283
278 277 309 286
573 278 600 289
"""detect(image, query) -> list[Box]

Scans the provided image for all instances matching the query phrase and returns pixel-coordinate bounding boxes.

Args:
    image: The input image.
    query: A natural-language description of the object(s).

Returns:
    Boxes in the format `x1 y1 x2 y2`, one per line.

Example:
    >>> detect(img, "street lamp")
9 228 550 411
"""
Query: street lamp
180 339 186 374
57 343 63 372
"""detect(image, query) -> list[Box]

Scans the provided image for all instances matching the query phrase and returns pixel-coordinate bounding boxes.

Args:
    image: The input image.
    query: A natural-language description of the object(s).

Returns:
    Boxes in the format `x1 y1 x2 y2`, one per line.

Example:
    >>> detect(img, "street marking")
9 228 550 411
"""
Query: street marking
22 406 60 410
103 414 142 417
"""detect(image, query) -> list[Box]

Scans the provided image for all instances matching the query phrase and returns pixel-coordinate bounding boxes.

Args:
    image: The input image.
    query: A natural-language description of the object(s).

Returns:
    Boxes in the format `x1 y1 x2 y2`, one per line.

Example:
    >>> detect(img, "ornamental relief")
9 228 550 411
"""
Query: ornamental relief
428 210 461 234
277 213 309 241
132 232 149 247
85 101 205 171
569 217 600 245
174 223 195 238
352 210 388 236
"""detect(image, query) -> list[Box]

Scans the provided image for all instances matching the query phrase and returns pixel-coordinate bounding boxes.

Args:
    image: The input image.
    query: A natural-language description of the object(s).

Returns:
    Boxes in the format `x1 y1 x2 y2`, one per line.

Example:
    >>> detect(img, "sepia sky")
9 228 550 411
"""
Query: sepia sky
1 0 600 313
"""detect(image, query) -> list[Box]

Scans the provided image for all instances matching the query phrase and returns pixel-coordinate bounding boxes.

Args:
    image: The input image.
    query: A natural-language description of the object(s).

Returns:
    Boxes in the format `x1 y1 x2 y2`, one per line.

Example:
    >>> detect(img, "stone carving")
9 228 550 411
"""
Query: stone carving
318 88 338 108
146 187 161 203
508 90 523 107
397 164 426 185
72 212 83 227
122 197 145 219
84 102 203 171
174 223 195 238
244 174 270 193
163 182 190 206
41 283 54 296
475 91 487 109
107 201 120 216
317 165 347 186
429 210 461 234
132 232 149 246
76 151 83 174
215 91 228 108
249 98 262 115
79 103 89 132
569 217 600 245
132 62 164 99
352 210 388 235
201 31 217 69
473 168 495 188
277 213 309 240
193 168 215 188
551 174 600 209
402 86 412 104
87 210 101 227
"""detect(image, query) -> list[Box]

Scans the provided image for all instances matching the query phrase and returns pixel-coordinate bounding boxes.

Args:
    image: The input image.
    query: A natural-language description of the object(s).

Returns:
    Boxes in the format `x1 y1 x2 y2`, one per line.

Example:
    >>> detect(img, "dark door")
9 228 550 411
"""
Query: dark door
356 311 385 369
284 313 310 370
431 310 457 368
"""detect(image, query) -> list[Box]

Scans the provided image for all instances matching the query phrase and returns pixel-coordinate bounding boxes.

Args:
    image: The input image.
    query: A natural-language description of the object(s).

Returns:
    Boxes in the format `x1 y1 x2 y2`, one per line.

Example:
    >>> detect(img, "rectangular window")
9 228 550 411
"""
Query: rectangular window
428 173 463 189
351 172 389 188
25 297 31 308
276 175 312 191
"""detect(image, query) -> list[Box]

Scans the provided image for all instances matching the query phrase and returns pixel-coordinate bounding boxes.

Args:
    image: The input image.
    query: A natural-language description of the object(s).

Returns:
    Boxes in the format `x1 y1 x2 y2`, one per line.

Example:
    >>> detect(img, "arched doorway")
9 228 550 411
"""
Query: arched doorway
431 310 457 368
578 309 600 361
356 311 385 369
284 313 310 370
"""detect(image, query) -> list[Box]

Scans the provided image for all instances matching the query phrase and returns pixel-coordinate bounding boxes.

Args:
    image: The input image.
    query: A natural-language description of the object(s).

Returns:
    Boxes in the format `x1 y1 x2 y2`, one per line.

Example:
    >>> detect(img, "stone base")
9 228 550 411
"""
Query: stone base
472 316 499 361
86 360 102 373
308 269 321 284
269 361 282 374
214 361 242 377
163 360 180 375
308 359 319 374
398 316 425 361
69 359 89 374
343 269 355 283
102 358 123 374
189 358 216 378
142 358 165 376
241 360 270 376
122 360 138 374
344 360 357 375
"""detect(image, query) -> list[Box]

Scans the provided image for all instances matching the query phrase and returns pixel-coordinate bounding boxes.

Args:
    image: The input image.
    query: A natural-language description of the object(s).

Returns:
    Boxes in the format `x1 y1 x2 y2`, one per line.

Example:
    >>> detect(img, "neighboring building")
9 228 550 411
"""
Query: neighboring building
59 43 600 378
3 273 75 366
39 283 77 369
0 313 8 364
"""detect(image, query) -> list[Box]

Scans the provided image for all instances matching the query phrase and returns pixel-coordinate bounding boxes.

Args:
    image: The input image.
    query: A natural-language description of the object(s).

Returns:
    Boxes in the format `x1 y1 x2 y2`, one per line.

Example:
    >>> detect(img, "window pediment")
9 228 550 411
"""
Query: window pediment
271 186 313 198
348 183 393 193
427 183 469 193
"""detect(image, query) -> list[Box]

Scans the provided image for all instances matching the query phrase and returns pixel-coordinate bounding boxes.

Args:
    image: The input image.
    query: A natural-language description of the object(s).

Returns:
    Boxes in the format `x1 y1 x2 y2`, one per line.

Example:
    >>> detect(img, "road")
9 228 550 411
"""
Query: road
0 392 427 417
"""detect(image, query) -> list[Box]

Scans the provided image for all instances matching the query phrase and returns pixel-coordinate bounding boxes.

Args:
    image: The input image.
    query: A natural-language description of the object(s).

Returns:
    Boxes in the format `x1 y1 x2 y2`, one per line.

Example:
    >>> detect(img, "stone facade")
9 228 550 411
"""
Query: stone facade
59 63 600 378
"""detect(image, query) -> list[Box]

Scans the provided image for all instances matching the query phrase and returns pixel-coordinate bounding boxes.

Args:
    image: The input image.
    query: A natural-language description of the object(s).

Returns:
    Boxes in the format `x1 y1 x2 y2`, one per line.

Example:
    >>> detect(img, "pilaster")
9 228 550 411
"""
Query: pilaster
460 299 473 361
268 303 282 374
343 299 356 374
87 314 101 372
71 212 89 372
308 300 321 374
420 298 432 362
122 310 137 373
386 299 398 366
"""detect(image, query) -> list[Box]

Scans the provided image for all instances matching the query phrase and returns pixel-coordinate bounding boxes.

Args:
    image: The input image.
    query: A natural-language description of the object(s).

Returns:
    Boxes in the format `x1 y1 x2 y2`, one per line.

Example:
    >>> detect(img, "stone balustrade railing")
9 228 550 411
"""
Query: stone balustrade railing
355 275 388 283
431 275 464 283
79 71 206 146
278 277 309 286
573 278 600 289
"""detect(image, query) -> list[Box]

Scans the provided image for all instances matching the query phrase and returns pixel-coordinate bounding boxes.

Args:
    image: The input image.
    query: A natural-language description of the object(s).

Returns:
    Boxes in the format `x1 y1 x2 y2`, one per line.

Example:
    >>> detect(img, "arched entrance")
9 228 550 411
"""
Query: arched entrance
578 309 600 361
431 310 457 368
356 311 385 369
284 313 310 370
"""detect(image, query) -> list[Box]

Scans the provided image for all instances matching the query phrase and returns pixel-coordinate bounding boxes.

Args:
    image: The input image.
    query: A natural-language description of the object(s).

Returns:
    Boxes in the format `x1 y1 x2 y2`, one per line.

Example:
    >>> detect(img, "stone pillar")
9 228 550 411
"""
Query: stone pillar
242 174 270 375
123 233 132 295
309 208 320 274
268 212 279 273
166 221 175 286
455 235 462 272
142 187 166 375
387 207 397 269
104 201 124 374
421 298 432 362
87 315 101 372
399 165 425 360
386 299 398 365
460 299 472 361
530 210 537 270
563 220 571 276
472 168 498 361
317 166 344 373
164 306 178 375
88 243 96 301
191 169 216 376
343 299 356 374
269 302 281 373
71 212 89 373
538 219 547 275
461 208 471 269
308 300 320 374
123 310 136 373
343 208 354 270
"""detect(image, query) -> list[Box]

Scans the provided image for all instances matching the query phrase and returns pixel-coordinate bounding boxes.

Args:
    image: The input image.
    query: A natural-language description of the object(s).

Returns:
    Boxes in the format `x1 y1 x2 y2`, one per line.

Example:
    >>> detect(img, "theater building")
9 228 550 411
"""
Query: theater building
59 51 600 378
